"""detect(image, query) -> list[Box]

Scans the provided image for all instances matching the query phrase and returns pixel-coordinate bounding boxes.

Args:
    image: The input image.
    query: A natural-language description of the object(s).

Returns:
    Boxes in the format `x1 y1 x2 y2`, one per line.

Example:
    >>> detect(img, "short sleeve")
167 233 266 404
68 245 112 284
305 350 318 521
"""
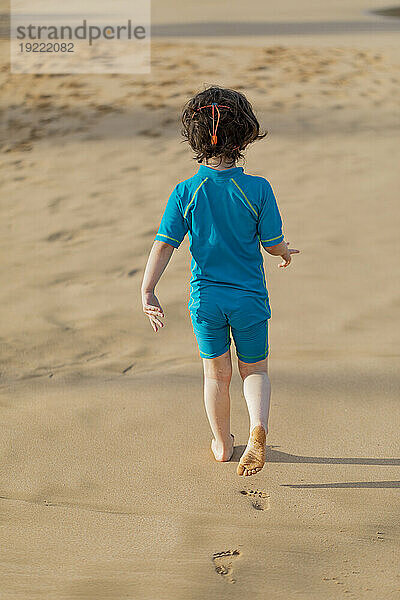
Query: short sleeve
154 185 189 249
257 181 284 248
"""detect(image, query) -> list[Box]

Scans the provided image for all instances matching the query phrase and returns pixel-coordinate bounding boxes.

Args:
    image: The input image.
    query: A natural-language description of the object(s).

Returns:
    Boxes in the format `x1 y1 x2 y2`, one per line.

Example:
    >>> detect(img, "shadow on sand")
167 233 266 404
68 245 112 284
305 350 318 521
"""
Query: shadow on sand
281 480 400 488
231 444 400 466
231 445 399 489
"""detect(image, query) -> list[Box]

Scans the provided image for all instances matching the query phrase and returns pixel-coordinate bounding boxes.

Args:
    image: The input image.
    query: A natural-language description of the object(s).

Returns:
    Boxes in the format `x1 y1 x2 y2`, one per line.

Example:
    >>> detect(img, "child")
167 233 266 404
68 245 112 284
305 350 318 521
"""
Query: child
141 87 299 477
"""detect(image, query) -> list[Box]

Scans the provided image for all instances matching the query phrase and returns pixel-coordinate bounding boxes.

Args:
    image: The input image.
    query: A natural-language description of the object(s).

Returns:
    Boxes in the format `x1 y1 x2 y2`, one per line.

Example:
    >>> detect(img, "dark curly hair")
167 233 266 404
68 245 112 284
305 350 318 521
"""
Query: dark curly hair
181 86 267 166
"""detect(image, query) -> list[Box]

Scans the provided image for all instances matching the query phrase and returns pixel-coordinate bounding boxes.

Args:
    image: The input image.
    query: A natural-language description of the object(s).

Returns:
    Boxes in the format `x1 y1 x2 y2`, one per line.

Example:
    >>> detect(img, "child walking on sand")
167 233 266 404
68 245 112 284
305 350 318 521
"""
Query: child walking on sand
141 87 299 477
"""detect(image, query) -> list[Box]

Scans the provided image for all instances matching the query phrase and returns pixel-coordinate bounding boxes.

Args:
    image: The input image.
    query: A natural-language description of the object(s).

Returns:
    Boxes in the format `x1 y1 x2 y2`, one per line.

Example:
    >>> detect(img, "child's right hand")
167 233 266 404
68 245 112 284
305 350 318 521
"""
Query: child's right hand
278 241 300 268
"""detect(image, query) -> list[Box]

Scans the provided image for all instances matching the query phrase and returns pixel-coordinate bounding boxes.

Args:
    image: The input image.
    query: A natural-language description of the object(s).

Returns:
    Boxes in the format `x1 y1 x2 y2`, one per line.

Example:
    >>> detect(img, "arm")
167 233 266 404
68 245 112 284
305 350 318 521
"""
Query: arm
264 239 300 268
143 185 188 332
141 240 174 332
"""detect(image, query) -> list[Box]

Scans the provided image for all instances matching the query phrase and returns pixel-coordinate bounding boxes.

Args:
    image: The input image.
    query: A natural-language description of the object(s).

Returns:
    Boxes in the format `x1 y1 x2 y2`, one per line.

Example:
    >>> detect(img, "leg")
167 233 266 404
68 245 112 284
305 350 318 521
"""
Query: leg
238 357 271 433
202 348 235 462
236 357 270 476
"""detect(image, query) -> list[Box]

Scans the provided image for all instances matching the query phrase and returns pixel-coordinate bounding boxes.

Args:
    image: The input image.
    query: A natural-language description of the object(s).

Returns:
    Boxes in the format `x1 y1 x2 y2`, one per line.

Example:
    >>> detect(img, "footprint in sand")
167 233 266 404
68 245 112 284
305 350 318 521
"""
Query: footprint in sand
240 489 270 511
212 549 241 584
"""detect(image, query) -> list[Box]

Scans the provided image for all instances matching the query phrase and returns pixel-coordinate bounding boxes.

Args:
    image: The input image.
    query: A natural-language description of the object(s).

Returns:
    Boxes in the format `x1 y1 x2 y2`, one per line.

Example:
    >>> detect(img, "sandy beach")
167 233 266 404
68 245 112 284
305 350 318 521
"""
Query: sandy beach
1 1 400 598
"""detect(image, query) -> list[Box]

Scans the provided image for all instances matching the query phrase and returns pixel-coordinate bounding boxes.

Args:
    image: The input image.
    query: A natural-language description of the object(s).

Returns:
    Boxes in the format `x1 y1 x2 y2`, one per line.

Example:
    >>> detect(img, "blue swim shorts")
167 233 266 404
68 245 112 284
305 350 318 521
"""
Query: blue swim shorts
188 286 270 363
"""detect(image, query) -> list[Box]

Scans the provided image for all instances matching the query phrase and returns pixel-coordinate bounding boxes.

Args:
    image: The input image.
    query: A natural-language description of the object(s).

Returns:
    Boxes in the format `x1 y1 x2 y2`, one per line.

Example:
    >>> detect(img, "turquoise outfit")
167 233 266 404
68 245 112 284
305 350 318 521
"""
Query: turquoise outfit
154 164 284 362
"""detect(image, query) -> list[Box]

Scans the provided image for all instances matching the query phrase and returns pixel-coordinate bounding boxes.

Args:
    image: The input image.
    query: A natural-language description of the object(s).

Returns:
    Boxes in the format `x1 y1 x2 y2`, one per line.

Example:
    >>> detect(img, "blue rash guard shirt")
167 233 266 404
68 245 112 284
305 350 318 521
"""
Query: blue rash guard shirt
154 164 284 314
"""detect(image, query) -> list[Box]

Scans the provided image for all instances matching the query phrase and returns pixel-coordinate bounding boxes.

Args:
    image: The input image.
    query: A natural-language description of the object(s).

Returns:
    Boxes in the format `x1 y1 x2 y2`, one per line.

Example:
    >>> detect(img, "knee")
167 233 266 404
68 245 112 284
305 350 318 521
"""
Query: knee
205 366 232 383
238 358 268 381
203 358 232 383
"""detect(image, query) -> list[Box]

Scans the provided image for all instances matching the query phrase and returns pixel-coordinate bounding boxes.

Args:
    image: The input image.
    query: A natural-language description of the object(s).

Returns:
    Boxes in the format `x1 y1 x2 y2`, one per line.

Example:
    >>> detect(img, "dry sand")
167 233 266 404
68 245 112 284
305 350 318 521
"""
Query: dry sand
0 1 400 598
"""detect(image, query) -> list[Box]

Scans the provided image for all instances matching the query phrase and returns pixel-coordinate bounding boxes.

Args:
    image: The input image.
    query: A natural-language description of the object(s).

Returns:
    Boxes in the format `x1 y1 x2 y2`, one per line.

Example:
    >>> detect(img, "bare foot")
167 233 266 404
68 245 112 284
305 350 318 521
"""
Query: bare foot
237 425 266 476
211 434 235 462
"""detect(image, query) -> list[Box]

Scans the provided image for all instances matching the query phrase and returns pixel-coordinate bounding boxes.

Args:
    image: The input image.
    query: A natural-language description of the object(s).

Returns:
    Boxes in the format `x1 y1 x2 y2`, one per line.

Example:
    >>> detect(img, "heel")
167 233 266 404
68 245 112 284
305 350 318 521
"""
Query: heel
250 425 267 445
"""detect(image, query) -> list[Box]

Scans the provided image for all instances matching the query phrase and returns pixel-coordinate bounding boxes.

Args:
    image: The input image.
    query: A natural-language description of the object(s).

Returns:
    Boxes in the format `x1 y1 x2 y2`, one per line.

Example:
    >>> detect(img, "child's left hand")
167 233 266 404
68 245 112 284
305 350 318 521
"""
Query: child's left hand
142 291 165 333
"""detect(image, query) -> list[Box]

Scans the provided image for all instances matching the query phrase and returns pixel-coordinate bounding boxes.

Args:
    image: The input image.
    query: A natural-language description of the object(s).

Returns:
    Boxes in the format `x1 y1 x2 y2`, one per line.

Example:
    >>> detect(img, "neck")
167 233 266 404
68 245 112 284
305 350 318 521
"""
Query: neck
204 157 237 170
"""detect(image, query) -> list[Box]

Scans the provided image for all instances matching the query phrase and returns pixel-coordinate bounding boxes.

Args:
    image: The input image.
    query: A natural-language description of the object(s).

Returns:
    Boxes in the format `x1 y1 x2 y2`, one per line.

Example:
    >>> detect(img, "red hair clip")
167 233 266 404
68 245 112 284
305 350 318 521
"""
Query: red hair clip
192 103 231 145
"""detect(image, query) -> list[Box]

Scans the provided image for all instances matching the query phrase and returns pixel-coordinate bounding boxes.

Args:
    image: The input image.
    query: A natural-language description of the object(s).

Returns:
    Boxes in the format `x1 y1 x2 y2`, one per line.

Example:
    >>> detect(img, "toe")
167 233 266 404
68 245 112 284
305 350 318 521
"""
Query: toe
237 463 245 476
